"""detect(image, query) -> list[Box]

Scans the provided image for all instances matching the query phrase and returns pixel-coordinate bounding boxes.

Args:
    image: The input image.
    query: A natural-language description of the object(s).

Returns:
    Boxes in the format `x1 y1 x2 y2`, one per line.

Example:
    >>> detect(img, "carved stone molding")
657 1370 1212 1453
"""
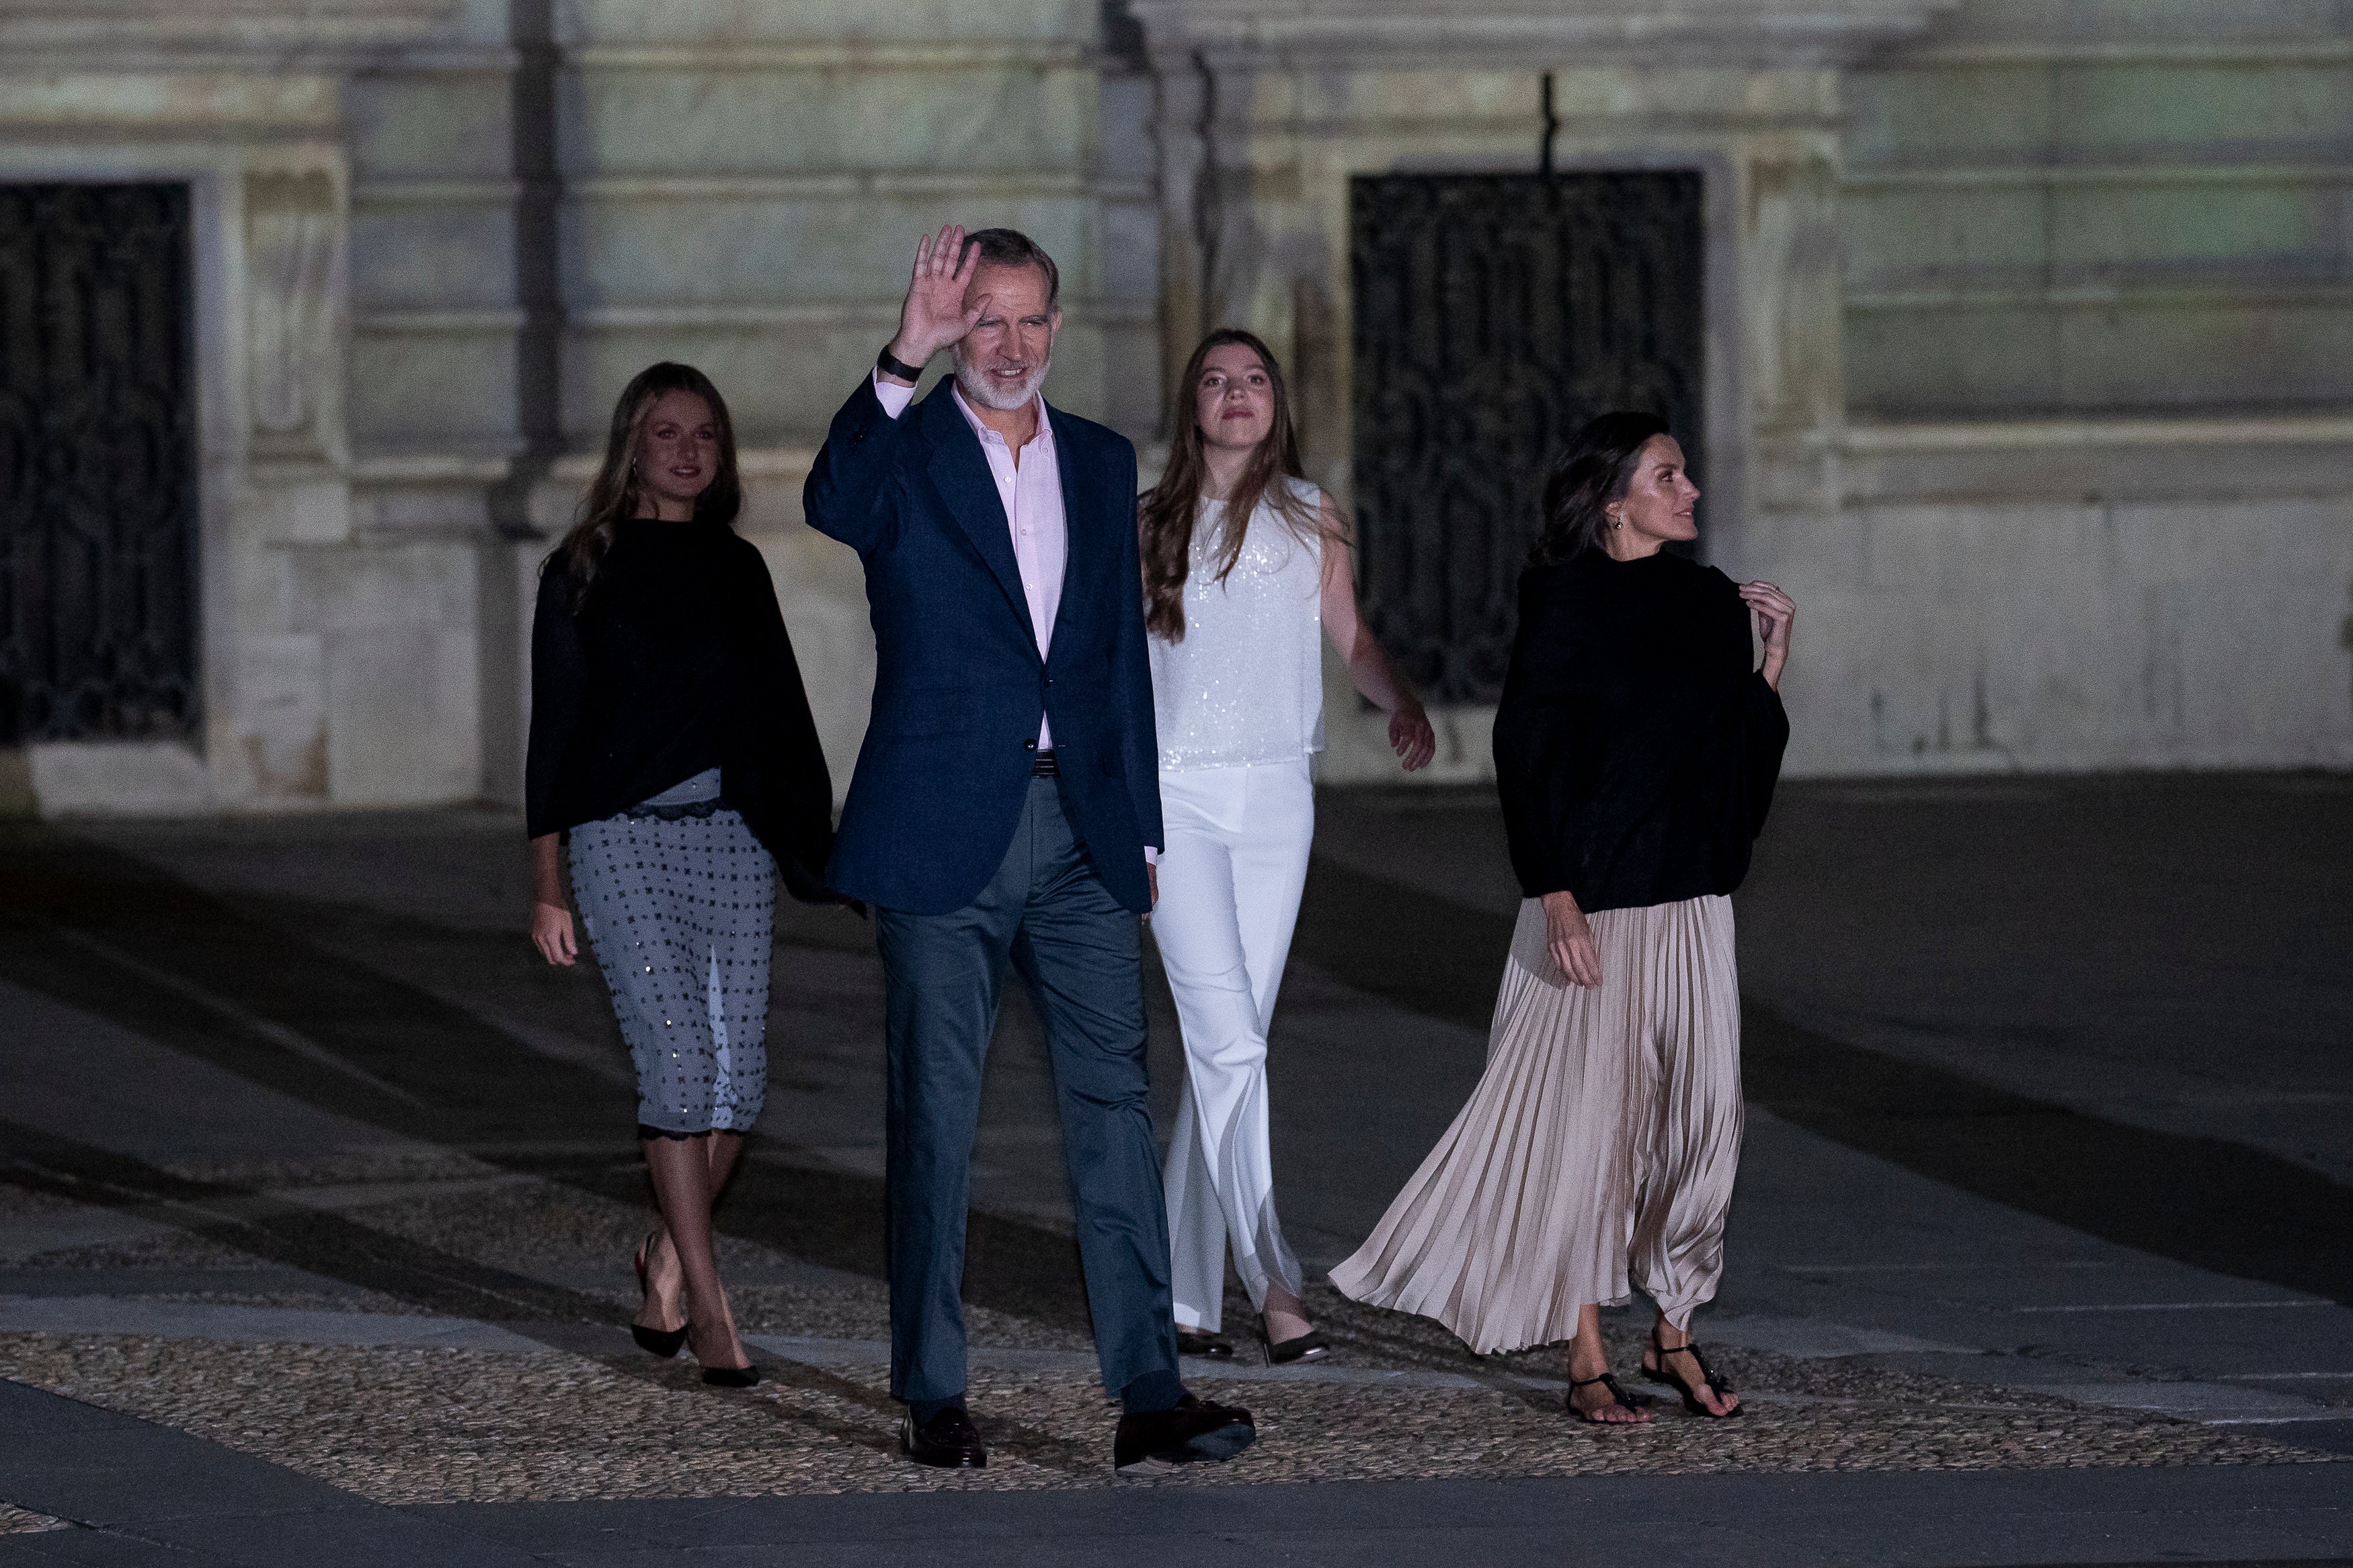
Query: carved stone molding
244 169 340 458
1129 0 1964 66
0 0 458 69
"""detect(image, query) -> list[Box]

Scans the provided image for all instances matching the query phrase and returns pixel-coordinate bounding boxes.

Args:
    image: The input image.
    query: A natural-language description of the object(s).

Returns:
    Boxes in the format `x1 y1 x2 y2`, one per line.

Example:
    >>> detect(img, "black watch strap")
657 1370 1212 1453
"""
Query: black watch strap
877 344 925 382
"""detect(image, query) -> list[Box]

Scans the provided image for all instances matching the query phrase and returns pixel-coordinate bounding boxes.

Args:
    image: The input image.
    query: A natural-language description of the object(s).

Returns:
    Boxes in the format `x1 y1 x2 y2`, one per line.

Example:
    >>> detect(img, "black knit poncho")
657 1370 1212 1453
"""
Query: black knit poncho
524 517 836 901
1492 548 1789 913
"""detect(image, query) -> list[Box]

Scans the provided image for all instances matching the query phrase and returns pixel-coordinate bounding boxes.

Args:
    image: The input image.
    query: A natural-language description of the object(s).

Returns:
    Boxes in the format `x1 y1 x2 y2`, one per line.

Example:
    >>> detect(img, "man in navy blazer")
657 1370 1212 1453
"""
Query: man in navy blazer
803 224 1254 1475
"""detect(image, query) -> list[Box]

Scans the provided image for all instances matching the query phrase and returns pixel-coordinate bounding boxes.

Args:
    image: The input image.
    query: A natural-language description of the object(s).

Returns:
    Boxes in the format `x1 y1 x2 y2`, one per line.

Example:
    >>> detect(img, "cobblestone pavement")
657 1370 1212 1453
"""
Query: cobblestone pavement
0 1500 70 1534
0 1161 2334 1503
1 786 2347 1553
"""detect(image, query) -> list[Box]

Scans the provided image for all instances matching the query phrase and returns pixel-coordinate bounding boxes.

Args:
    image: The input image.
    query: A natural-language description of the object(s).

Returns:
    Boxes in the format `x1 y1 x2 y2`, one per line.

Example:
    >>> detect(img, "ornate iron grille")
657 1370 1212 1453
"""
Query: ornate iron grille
1351 172 1704 706
0 183 200 744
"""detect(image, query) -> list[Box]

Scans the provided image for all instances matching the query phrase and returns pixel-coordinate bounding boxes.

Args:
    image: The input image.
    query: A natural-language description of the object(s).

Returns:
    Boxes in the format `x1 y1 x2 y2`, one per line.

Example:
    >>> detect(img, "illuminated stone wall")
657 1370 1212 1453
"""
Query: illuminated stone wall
7 0 2345 815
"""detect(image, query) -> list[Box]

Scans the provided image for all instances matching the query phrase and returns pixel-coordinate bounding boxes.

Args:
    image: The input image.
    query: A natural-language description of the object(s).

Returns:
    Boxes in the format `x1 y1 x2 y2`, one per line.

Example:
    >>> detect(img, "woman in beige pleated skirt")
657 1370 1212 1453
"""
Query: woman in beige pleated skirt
1330 412 1794 1424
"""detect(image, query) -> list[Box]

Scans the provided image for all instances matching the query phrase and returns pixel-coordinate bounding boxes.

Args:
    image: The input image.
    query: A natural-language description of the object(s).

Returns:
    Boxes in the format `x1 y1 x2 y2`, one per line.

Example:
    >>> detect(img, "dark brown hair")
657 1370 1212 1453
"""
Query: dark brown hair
1140 329 1332 641
1530 411 1671 566
551 362 743 609
961 227 1059 310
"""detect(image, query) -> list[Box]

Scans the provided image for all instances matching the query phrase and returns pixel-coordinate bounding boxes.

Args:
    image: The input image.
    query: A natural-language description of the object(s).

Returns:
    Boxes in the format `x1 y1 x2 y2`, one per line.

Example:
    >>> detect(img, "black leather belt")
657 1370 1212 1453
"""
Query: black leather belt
1031 750 1058 778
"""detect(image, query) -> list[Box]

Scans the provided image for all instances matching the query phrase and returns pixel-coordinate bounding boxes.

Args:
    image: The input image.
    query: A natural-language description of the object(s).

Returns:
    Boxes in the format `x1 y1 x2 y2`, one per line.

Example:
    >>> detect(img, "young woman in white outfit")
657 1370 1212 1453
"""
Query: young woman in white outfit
1140 329 1437 1362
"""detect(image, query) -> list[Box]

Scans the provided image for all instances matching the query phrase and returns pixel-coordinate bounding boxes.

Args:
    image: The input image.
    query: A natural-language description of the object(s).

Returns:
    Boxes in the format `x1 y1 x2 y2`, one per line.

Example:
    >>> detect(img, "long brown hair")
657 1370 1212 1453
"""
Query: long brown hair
1140 329 1331 641
551 362 744 610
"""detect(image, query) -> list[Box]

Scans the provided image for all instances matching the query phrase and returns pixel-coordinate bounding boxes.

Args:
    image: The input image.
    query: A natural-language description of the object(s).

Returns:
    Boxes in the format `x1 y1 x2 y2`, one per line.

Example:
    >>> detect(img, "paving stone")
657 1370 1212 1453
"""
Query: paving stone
0 1156 2338 1510
1 792 2345 1561
0 1328 2327 1508
0 1504 70 1536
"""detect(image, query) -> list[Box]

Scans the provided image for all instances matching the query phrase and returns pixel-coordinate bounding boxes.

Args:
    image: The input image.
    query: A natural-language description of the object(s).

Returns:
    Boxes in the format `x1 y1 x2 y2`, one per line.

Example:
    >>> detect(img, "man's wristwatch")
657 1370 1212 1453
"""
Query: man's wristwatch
877 344 925 382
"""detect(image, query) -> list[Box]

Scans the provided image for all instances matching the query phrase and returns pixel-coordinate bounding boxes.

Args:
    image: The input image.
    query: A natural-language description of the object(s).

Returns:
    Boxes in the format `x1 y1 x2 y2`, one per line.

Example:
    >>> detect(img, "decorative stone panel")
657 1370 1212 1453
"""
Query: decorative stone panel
0 0 473 812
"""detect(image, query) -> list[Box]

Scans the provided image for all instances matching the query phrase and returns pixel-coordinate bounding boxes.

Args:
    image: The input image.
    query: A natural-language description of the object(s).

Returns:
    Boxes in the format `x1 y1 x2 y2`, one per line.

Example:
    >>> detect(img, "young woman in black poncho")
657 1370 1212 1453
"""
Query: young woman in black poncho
1331 412 1795 1425
526 362 838 1387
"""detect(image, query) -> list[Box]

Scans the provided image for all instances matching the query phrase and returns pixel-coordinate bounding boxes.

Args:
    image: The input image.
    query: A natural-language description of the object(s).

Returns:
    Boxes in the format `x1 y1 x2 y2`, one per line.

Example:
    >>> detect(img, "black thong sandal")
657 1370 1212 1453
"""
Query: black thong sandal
1642 1326 1743 1418
1566 1371 1648 1424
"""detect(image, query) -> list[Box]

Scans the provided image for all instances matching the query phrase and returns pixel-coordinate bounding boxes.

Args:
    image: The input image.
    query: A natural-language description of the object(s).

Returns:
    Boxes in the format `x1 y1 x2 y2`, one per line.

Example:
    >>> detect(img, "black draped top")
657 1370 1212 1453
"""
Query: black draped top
524 517 836 902
1492 548 1789 913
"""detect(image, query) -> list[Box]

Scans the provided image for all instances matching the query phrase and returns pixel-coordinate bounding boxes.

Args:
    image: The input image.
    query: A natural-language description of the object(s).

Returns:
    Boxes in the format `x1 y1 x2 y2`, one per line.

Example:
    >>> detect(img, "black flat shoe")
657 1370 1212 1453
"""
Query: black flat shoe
1259 1316 1328 1365
1114 1393 1255 1475
1642 1326 1742 1417
631 1231 688 1359
902 1407 988 1469
1176 1327 1234 1359
1566 1370 1649 1424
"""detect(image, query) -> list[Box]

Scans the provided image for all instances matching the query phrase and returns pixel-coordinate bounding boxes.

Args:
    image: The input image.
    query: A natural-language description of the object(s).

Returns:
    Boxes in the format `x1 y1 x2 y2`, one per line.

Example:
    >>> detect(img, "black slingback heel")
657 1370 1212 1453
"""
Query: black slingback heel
631 1231 688 1359
1259 1315 1330 1365
1176 1327 1235 1359
700 1362 760 1389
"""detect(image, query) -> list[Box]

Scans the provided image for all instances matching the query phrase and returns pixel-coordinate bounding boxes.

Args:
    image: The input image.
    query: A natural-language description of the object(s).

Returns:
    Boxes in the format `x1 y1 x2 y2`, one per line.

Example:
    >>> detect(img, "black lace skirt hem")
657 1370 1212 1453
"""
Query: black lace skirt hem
617 796 730 823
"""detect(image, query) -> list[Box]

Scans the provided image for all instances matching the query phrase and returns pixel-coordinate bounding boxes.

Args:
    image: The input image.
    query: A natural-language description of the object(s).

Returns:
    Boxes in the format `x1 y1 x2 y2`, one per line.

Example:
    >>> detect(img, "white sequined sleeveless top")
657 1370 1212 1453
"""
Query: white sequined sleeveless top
1148 478 1326 772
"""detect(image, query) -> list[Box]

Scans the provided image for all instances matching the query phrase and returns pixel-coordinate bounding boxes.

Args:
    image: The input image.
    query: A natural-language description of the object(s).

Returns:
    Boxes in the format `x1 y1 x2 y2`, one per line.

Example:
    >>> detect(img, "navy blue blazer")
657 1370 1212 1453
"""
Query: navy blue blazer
803 376 1162 916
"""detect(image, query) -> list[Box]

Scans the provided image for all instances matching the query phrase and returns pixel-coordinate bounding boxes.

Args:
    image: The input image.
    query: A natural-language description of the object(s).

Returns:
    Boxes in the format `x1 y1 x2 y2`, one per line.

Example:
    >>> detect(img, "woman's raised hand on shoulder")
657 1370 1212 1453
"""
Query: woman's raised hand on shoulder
1739 580 1795 690
1541 889 1602 989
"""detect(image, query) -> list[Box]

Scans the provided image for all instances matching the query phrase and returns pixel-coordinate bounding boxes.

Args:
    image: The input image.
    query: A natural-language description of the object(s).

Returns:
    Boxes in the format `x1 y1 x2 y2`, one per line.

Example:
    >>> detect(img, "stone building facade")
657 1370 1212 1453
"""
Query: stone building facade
2 0 2348 814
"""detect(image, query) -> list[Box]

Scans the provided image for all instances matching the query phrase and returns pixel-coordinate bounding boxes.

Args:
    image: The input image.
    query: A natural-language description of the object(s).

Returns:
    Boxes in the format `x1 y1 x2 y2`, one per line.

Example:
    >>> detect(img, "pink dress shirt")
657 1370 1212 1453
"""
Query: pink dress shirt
873 372 1065 749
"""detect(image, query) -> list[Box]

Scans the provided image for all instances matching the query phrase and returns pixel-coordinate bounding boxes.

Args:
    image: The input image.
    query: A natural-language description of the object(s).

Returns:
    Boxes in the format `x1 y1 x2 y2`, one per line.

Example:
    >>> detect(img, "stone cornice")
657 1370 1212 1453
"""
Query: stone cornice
1129 0 1965 67
0 0 460 71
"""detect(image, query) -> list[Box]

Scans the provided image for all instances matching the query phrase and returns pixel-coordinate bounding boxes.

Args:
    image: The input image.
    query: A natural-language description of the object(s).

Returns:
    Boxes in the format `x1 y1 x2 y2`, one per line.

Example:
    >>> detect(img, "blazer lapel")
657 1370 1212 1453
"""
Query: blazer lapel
919 383 1033 641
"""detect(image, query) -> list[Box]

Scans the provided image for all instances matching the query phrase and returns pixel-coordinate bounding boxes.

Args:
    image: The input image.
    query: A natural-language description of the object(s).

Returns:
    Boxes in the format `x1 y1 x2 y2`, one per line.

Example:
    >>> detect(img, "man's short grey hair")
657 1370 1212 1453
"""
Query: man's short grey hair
961 227 1060 311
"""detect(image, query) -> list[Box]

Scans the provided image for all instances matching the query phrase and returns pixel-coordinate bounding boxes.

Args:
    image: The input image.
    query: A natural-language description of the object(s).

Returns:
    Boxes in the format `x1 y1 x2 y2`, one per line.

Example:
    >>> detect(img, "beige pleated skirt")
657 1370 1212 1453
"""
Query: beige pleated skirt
1329 894 1743 1354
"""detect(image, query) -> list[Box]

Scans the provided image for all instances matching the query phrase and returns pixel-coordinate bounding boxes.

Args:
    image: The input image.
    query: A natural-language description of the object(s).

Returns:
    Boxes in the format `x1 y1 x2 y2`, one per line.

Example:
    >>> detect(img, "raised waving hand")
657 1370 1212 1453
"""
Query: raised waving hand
883 223 984 378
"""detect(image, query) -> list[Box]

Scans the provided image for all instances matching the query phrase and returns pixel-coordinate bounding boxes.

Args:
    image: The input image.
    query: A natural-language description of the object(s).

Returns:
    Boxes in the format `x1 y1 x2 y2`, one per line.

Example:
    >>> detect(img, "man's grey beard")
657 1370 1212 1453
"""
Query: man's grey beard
955 354 1051 412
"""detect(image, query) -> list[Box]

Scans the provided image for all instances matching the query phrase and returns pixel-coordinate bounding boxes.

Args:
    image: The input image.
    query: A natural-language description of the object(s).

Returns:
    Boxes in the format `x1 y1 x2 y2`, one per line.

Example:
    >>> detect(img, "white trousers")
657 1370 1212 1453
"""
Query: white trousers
1152 758 1314 1332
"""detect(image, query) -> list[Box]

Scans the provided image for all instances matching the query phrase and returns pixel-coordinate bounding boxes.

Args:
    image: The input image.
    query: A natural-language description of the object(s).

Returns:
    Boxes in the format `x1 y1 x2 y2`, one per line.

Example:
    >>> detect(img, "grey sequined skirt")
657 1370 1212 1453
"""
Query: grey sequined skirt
568 769 776 1136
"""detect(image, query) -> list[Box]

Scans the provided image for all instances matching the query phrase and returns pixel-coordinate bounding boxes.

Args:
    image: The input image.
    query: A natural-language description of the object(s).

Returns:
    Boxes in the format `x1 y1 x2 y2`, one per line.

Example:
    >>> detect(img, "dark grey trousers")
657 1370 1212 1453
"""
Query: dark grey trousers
873 777 1179 1405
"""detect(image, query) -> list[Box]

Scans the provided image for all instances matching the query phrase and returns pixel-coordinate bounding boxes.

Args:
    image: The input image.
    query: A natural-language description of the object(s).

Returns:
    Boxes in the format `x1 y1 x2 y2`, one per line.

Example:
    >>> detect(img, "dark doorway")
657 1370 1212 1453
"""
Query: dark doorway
0 183 200 744
1350 171 1704 706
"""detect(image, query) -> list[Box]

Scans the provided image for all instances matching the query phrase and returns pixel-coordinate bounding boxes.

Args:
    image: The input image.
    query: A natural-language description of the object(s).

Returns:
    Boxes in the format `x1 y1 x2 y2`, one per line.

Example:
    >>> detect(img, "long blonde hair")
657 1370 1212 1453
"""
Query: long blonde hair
550 362 743 610
1139 329 1334 641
